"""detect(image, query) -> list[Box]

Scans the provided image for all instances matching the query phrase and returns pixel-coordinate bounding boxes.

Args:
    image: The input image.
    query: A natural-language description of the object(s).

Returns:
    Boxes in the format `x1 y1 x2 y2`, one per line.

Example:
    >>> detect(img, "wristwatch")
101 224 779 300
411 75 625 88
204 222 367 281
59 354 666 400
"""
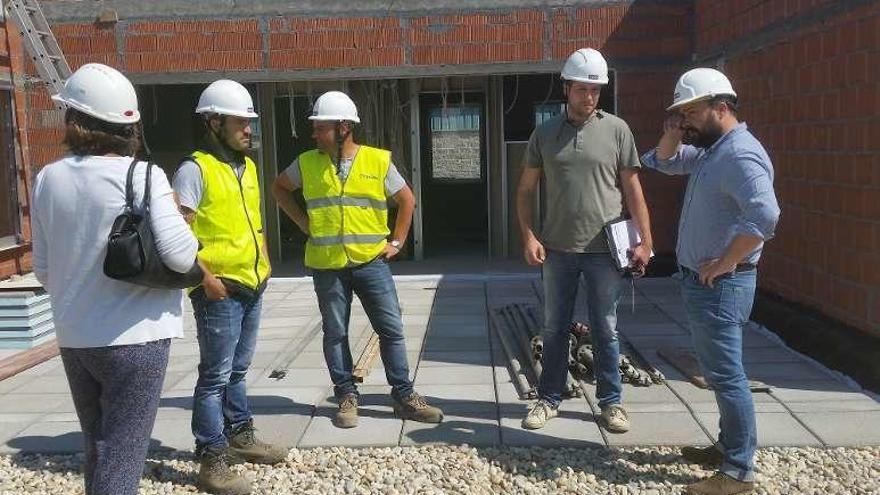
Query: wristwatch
389 239 402 250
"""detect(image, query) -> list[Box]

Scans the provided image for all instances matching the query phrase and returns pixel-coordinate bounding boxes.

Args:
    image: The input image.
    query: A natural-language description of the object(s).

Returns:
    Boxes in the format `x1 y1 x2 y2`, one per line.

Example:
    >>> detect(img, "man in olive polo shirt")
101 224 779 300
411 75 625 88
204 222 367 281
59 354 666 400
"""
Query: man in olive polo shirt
516 48 653 433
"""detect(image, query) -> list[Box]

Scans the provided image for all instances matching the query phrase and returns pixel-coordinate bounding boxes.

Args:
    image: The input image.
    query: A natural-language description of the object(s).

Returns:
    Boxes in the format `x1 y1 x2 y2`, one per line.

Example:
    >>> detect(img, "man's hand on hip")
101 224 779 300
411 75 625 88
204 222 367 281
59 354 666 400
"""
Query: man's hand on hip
382 243 401 260
698 258 737 288
203 273 229 301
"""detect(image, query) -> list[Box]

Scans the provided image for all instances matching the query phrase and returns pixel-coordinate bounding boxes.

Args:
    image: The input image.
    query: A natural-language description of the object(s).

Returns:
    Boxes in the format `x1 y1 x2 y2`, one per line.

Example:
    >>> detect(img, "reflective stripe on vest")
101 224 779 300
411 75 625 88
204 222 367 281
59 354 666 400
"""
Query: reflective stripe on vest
189 150 270 289
299 145 391 270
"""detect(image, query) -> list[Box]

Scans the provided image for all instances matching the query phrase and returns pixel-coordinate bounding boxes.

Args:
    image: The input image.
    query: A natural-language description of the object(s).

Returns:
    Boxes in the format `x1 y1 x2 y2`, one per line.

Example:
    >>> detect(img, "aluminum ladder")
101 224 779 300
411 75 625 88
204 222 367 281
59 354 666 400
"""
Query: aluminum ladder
4 0 71 94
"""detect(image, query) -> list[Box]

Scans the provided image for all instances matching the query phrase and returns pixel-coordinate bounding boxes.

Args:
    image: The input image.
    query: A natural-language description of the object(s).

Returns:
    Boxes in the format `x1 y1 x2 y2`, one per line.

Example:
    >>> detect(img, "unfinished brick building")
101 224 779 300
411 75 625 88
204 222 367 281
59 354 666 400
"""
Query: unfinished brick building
1 1 878 342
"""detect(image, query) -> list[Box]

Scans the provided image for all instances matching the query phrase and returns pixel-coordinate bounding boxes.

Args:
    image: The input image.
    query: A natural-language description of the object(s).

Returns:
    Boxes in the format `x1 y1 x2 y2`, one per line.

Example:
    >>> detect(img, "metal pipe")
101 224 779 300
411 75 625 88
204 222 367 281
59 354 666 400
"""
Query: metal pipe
491 310 534 400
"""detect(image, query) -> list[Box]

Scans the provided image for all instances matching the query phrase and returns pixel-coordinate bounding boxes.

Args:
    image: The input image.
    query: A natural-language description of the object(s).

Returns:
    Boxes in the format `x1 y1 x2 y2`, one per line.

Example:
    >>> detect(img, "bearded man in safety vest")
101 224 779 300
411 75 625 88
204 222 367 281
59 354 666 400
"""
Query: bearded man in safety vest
272 91 443 429
173 79 286 495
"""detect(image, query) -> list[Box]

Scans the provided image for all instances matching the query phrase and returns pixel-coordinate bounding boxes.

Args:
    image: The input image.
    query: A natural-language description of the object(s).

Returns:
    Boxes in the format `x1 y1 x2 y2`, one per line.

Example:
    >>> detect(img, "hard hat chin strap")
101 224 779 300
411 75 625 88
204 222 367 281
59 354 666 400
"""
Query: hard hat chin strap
334 121 351 175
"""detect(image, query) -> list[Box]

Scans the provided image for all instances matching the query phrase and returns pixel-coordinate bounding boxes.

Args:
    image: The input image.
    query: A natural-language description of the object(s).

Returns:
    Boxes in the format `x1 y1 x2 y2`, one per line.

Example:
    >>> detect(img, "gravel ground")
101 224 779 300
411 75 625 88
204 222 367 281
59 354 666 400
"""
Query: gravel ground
1 445 878 495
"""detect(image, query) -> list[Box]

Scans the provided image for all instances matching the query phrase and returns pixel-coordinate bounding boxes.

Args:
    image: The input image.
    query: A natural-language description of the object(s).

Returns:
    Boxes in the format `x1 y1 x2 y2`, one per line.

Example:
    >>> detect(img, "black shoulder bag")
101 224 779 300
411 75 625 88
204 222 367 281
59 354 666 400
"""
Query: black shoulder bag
103 158 203 289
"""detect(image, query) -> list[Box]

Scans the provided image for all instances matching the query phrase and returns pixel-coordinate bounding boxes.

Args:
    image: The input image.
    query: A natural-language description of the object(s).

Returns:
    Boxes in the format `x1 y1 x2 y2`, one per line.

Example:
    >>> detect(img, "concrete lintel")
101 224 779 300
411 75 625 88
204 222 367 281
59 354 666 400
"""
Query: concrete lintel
42 0 691 23
127 57 686 85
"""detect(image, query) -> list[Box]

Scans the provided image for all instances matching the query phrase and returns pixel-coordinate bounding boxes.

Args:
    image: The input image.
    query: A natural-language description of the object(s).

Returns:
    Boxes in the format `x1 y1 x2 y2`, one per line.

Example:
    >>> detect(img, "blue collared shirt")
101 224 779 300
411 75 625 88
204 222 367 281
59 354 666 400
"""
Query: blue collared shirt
641 123 781 271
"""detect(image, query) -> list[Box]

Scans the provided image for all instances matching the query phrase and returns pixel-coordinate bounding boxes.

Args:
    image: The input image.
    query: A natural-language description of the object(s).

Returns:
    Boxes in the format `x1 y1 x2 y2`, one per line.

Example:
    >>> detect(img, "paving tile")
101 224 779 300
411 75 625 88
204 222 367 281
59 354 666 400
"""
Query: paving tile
620 384 688 406
244 387 328 411
696 411 822 446
0 374 37 394
426 325 488 339
249 413 312 450
3 421 85 453
414 365 495 385
744 362 837 381
298 408 401 447
11 375 71 395
605 412 712 446
618 323 688 337
419 351 491 367
793 411 880 446
252 367 331 388
421 336 490 352
499 405 604 447
401 413 499 446
290 351 331 369
665 379 777 405
768 380 868 404
149 417 195 451
0 393 69 414
784 398 880 413
740 347 806 364
0 422 32 452
688 401 787 413
410 384 497 413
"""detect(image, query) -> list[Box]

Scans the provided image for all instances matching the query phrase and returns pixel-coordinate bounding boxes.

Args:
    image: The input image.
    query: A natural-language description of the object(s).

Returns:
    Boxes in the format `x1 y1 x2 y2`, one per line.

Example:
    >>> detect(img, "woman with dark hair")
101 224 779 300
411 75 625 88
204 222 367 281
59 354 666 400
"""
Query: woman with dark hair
31 63 199 495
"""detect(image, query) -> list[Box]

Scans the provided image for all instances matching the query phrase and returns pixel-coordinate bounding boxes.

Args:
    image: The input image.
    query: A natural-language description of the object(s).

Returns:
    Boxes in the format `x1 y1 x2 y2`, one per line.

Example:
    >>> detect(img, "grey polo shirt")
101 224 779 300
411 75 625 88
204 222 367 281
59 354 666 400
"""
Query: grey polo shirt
524 111 641 253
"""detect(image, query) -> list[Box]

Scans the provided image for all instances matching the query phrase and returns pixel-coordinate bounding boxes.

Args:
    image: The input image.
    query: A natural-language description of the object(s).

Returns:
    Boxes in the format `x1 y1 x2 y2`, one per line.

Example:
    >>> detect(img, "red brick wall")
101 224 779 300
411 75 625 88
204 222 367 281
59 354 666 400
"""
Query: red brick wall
0 19 34 279
695 1 880 333
27 4 691 256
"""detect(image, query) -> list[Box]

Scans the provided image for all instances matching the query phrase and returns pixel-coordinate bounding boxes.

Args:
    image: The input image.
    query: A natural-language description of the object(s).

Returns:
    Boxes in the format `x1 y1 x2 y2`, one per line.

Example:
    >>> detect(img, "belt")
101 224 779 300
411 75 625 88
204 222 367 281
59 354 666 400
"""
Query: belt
682 263 756 274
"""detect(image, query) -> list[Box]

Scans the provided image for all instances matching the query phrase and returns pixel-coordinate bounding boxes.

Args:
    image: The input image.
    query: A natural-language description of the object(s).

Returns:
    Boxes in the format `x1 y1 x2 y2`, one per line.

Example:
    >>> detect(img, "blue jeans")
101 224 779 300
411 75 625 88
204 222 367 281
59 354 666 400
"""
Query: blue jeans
680 266 757 482
538 250 625 409
191 288 262 453
312 258 413 400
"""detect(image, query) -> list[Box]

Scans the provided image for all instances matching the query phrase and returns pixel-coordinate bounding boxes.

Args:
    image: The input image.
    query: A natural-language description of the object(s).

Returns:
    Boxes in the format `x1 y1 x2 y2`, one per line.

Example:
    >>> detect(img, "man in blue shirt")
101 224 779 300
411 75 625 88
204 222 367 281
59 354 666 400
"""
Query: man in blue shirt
642 68 780 495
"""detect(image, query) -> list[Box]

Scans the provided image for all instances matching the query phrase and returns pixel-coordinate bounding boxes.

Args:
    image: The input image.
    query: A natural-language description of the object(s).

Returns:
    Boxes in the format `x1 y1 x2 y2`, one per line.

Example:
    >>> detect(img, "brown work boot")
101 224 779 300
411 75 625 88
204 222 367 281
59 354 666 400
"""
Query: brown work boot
198 447 252 495
686 472 755 495
228 420 288 465
333 393 359 428
393 391 443 423
681 444 724 467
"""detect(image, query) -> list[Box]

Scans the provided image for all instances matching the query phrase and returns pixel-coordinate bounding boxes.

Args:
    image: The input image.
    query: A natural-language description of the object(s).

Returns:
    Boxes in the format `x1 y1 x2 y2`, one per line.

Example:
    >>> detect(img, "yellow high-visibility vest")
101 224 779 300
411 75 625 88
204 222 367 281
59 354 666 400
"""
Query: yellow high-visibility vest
299 146 391 270
189 150 270 289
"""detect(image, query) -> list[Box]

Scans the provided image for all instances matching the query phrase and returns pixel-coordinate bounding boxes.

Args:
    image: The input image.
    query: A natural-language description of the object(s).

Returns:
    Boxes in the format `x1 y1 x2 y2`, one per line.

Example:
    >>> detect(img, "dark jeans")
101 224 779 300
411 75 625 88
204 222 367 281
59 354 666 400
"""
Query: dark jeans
190 288 262 453
312 258 413 400
60 339 170 495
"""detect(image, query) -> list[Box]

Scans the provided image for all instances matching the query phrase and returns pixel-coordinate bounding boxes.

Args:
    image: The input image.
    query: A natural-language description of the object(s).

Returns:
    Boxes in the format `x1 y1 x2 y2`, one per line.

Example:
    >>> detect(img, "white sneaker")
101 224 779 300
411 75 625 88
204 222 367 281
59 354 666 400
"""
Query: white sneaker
600 404 630 433
521 399 558 430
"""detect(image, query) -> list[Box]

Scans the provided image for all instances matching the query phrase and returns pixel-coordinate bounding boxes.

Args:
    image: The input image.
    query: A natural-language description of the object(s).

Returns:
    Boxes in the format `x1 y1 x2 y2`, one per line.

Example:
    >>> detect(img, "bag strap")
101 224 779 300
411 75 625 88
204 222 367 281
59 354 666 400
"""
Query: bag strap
124 157 153 213
124 157 138 211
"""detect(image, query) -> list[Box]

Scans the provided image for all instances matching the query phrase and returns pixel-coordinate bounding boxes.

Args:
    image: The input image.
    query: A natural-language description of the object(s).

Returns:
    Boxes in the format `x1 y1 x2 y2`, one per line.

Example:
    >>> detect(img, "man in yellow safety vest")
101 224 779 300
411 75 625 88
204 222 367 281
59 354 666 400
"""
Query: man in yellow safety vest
173 79 286 495
272 91 443 429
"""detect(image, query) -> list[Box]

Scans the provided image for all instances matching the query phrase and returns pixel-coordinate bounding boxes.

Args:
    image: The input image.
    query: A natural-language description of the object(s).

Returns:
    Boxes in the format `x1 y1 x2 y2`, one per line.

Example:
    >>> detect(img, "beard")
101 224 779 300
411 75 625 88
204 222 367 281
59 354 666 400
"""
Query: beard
682 119 724 149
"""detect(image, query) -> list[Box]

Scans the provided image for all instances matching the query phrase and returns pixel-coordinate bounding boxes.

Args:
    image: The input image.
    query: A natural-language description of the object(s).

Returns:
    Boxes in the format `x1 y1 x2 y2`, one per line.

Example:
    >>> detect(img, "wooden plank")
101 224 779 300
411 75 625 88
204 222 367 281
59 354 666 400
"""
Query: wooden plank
0 339 59 381
352 332 381 383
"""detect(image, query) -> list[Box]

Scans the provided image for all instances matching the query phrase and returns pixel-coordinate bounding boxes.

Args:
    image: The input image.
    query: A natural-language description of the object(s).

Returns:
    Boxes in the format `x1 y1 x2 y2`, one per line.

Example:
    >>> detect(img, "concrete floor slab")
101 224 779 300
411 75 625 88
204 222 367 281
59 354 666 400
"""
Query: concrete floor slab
414 365 495 385
401 413 499 447
605 412 712 447
298 409 401 448
499 408 604 447
792 411 880 446
696 411 822 446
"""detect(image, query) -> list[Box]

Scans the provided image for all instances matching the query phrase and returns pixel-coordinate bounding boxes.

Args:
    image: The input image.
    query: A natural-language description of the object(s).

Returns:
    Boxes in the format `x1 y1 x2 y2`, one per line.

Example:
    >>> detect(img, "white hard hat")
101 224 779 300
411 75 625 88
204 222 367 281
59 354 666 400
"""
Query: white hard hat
667 68 737 111
561 48 609 85
51 63 140 124
195 79 258 118
308 91 360 123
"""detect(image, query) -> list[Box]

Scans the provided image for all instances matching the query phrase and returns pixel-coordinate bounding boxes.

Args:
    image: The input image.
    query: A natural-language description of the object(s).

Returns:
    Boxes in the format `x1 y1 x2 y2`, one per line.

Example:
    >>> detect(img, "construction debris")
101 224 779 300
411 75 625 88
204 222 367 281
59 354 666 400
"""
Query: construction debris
491 303 664 400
